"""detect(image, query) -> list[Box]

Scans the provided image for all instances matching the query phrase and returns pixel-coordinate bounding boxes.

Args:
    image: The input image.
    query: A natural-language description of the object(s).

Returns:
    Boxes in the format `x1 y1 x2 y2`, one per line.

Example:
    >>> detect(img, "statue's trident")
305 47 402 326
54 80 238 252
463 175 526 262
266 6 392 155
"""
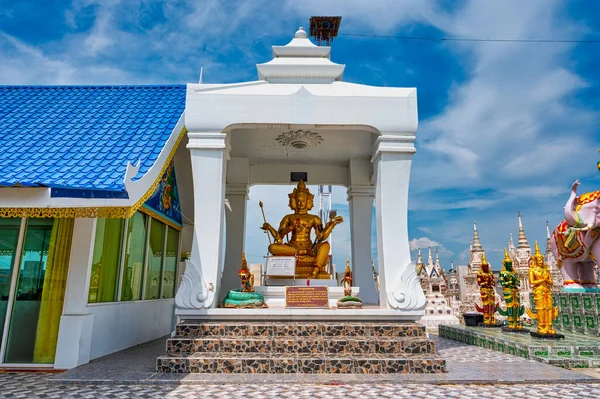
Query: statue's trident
259 201 272 245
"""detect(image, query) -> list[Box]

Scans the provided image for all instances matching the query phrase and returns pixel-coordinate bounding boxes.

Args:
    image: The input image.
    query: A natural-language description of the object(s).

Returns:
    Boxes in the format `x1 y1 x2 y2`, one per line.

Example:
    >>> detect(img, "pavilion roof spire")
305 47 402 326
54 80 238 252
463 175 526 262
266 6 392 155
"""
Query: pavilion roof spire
417 248 423 265
256 26 345 83
517 211 530 249
472 222 483 250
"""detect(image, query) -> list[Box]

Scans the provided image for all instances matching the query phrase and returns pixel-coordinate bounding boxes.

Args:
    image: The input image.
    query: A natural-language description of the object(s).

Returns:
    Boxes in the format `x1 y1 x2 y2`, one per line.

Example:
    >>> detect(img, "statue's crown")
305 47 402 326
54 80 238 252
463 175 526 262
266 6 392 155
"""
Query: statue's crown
481 252 488 265
502 248 512 265
289 180 314 201
534 241 544 259
292 180 311 195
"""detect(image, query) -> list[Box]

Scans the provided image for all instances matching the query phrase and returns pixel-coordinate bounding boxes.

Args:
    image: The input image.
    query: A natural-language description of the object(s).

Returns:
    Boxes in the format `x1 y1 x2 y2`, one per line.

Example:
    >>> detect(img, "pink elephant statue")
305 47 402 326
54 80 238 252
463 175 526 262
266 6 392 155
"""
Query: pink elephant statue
551 180 600 292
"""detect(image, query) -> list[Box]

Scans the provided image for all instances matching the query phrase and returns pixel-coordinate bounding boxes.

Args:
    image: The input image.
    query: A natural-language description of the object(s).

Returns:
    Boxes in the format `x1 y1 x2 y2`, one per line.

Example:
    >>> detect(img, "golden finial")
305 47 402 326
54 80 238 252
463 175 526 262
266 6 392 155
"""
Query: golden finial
241 251 248 268
481 252 488 264
345 258 351 273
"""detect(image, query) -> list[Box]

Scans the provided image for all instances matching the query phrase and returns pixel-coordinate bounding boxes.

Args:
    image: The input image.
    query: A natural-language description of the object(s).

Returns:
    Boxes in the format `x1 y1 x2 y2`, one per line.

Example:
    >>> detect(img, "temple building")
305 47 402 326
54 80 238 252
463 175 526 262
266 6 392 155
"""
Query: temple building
0 85 189 369
416 248 447 294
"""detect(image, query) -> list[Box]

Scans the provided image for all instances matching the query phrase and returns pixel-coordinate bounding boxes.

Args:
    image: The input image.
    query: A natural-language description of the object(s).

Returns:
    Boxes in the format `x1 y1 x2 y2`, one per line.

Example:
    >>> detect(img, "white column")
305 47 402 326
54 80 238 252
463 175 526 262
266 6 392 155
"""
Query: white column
175 132 228 310
54 218 96 369
372 135 425 316
222 183 249 294
347 186 377 304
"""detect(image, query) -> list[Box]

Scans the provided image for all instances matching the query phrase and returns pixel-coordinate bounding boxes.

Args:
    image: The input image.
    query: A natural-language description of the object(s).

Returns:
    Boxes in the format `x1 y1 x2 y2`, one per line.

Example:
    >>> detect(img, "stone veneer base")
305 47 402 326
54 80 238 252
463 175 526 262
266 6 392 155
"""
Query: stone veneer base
440 324 600 368
158 321 446 374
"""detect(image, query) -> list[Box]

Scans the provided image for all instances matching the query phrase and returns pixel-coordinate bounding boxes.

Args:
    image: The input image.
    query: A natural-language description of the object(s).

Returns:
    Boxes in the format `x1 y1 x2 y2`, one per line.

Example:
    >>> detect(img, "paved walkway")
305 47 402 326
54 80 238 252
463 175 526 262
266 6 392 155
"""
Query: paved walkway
0 335 599 398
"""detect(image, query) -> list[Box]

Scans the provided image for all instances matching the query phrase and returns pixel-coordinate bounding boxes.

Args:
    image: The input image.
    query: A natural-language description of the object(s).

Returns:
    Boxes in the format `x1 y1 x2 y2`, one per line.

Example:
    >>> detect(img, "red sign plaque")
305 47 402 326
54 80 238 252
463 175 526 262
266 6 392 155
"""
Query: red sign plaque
285 286 329 308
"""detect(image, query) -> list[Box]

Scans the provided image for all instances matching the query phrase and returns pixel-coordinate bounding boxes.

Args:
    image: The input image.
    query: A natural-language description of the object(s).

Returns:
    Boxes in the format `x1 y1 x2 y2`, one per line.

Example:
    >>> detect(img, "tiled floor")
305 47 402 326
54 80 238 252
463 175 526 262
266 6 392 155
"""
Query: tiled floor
2 372 600 398
0 335 598 398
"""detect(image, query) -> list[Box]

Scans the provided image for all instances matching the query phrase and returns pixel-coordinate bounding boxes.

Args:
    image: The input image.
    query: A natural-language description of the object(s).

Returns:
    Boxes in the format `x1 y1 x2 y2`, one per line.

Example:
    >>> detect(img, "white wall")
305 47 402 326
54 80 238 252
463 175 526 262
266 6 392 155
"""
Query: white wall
86 299 174 360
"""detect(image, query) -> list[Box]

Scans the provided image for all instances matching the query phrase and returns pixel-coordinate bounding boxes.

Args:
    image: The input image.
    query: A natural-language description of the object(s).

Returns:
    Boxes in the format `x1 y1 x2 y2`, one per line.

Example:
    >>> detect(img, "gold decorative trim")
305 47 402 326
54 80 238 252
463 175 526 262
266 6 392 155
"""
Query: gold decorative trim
0 126 188 221
126 126 187 218
138 205 182 231
0 207 130 219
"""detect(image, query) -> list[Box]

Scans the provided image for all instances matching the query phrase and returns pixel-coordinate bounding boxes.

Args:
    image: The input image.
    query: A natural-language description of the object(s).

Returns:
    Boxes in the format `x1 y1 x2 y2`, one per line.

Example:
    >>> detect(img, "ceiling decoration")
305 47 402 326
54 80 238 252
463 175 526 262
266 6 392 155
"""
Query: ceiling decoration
275 130 323 150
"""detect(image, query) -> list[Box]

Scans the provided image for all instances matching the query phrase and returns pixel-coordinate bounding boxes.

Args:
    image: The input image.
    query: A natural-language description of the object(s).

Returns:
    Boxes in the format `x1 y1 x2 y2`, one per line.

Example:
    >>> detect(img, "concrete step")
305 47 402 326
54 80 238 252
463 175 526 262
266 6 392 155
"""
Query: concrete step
166 337 435 356
175 321 426 339
156 353 446 374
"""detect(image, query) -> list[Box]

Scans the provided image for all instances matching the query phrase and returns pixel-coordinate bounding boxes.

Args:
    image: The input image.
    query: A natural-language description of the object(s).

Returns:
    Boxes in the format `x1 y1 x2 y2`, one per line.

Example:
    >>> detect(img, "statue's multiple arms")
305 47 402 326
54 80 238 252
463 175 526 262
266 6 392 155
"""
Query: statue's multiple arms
317 215 344 241
261 222 281 244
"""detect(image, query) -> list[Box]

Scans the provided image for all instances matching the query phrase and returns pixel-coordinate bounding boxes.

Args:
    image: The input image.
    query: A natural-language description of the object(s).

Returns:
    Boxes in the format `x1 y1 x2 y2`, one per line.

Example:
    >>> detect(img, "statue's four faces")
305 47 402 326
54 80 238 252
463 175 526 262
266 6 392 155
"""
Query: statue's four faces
288 183 314 212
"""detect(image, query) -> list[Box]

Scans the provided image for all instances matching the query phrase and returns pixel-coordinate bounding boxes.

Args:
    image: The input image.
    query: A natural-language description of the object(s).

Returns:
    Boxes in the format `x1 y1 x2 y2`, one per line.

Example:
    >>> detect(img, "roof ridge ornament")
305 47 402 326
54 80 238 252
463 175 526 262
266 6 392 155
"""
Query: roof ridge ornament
256 27 345 83
295 27 308 38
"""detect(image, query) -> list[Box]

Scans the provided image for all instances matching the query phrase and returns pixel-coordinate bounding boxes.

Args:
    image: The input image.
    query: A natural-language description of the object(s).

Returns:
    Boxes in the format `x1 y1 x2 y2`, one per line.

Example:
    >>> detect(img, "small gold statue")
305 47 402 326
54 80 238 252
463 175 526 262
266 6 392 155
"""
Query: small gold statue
342 259 353 297
475 253 499 326
221 252 266 308
261 180 343 278
337 259 362 308
526 242 560 336
238 252 253 293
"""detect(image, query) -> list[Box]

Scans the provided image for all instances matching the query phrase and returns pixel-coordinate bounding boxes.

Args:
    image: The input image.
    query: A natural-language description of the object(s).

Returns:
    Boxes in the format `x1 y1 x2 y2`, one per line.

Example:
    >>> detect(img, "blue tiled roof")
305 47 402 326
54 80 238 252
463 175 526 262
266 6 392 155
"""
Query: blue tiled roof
0 85 186 197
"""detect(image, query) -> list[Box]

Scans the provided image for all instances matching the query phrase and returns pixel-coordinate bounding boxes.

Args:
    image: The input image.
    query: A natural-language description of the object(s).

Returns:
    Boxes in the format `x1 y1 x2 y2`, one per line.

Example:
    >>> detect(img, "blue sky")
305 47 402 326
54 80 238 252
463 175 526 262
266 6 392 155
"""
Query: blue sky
1 0 600 273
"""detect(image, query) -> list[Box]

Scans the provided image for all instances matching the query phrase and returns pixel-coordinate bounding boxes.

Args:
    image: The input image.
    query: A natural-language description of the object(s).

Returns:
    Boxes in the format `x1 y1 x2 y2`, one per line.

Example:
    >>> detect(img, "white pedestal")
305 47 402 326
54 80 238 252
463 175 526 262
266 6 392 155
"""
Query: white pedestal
264 278 338 287
254 286 359 308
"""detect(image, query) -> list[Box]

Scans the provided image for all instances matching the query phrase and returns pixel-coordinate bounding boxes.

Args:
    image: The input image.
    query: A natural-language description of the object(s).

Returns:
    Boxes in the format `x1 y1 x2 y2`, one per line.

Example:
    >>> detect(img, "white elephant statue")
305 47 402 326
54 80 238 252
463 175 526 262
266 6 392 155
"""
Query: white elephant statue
551 180 600 292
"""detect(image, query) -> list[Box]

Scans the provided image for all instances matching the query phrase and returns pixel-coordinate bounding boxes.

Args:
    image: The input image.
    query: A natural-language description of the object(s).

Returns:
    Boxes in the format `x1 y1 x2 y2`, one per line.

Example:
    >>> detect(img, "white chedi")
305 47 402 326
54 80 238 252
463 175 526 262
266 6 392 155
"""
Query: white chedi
419 292 460 333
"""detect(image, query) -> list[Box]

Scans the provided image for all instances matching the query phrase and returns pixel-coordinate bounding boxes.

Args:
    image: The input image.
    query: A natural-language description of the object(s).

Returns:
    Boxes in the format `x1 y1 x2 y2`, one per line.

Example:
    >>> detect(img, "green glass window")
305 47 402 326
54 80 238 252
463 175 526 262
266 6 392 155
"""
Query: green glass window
5 218 73 364
162 227 179 298
145 219 165 300
121 212 148 301
88 219 124 303
0 218 21 347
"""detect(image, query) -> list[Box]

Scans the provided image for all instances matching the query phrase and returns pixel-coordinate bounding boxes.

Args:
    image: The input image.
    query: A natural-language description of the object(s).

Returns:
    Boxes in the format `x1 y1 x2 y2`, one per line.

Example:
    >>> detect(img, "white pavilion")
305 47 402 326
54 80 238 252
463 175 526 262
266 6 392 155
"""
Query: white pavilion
176 27 425 320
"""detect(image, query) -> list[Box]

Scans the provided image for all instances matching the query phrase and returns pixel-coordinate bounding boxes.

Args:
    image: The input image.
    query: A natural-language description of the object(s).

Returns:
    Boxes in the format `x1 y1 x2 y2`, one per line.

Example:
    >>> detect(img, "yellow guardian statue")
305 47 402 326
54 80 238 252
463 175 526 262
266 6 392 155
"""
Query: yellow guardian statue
261 180 343 278
526 242 560 336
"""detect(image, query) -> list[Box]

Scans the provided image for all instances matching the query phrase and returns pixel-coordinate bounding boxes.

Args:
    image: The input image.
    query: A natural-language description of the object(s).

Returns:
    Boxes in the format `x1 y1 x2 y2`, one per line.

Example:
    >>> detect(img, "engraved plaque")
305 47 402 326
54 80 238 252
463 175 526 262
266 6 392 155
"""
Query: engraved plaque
266 256 296 277
285 286 328 308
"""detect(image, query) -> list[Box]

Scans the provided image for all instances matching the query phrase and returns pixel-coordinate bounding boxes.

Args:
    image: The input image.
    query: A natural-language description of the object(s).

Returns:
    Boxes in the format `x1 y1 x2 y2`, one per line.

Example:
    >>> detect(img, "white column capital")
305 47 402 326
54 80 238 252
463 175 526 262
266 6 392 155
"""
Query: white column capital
226 183 249 198
370 134 416 162
187 131 230 151
346 185 374 201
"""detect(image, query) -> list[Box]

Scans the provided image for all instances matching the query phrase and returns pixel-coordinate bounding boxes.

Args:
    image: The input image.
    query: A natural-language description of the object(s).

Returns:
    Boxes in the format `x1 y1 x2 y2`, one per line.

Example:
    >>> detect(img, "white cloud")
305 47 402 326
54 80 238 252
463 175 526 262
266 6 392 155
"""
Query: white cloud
409 237 441 251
